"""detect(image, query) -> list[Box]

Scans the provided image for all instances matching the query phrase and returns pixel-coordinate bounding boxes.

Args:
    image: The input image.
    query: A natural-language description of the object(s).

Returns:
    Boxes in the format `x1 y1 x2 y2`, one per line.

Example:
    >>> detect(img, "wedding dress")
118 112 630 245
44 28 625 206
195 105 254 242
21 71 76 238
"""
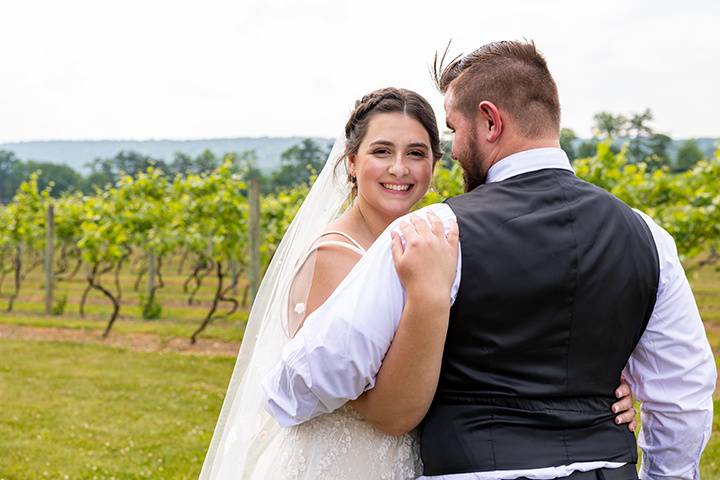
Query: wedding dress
256 231 423 479
199 137 422 479
257 404 421 479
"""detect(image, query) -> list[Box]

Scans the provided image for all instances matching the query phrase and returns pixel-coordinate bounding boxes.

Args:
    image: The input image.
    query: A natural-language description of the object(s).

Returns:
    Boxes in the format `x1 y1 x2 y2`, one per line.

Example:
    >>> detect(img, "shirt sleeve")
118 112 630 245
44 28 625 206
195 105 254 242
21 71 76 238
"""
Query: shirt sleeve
624 210 716 480
262 203 461 427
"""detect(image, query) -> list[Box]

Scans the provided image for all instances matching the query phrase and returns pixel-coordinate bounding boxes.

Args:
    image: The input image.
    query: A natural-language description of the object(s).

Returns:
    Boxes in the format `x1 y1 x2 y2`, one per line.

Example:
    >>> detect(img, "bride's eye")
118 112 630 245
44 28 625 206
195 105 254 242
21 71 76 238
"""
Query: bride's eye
373 148 390 156
409 150 426 158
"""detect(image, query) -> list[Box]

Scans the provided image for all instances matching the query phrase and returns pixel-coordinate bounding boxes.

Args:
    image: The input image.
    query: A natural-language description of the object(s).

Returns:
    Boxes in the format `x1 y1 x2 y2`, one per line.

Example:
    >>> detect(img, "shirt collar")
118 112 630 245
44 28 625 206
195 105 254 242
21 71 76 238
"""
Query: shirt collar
485 147 575 184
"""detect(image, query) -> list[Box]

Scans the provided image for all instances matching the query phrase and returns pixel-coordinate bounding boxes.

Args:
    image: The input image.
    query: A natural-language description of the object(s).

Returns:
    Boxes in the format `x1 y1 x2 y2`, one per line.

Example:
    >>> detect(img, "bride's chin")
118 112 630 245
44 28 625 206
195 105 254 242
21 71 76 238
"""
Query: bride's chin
379 202 416 219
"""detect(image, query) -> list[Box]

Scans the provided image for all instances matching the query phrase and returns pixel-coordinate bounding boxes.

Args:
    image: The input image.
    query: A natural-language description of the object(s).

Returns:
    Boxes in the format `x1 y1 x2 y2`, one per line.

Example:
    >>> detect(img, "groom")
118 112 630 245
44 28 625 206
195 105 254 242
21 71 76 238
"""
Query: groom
263 41 716 479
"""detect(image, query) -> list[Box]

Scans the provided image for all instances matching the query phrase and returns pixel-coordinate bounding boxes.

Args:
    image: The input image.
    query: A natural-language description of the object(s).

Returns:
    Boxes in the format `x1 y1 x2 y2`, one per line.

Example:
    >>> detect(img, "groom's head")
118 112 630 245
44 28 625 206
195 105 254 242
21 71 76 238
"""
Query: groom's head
434 40 561 191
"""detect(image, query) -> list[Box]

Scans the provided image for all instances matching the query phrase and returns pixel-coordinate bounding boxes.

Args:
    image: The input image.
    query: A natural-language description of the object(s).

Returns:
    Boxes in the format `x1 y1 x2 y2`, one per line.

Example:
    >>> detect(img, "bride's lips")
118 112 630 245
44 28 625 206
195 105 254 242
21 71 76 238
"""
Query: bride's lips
380 182 415 195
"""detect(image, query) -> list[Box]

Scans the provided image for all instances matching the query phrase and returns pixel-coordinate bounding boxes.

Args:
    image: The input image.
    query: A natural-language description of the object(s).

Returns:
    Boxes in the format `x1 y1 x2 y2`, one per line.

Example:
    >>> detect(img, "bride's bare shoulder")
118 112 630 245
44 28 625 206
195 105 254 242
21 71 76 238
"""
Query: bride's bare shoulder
300 220 366 320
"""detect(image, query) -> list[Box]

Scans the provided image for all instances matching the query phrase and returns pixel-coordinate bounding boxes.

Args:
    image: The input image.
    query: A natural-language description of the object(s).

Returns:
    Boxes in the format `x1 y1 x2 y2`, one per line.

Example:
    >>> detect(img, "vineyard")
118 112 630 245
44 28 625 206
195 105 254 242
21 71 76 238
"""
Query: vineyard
0 161 310 344
1 143 719 478
1 144 719 340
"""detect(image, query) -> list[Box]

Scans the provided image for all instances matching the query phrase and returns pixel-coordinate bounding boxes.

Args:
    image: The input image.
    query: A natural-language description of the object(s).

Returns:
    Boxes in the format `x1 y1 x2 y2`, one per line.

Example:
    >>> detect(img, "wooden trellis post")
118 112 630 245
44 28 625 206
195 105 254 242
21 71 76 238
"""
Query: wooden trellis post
45 203 54 315
147 251 157 301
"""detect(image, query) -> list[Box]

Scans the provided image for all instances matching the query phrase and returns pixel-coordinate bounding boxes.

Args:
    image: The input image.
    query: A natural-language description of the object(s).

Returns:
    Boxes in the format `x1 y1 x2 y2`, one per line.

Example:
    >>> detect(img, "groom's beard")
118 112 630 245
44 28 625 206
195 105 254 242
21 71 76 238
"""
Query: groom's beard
463 168 485 192
460 135 487 192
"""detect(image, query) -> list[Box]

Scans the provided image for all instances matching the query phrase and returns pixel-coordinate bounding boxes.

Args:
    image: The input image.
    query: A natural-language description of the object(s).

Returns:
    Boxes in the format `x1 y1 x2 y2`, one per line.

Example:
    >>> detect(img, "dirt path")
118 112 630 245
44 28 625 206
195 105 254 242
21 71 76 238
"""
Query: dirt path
0 324 240 356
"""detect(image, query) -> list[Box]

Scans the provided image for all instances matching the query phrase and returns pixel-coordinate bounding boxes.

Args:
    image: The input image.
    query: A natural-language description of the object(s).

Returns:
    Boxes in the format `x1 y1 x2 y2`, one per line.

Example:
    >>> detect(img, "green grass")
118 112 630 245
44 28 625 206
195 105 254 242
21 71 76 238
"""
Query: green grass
0 340 234 479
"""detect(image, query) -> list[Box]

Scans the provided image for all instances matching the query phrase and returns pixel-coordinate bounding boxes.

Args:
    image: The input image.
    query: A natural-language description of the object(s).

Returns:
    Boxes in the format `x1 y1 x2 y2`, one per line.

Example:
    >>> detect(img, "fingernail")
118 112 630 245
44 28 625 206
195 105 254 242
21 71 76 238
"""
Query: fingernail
616 417 621 424
612 405 618 413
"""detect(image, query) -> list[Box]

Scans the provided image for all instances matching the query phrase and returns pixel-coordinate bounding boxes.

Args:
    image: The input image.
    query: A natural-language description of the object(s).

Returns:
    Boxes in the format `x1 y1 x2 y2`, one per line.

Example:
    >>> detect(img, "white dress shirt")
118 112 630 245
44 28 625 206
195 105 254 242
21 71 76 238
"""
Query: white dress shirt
263 148 716 479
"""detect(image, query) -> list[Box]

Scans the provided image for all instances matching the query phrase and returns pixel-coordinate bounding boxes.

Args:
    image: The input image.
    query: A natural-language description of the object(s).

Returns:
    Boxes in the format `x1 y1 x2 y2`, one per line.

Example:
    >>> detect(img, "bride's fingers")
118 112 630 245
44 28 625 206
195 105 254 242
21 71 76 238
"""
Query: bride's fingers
446 219 459 248
398 220 420 247
614 381 631 399
611 394 633 415
614 407 636 426
427 211 444 238
391 230 404 264
410 214 431 237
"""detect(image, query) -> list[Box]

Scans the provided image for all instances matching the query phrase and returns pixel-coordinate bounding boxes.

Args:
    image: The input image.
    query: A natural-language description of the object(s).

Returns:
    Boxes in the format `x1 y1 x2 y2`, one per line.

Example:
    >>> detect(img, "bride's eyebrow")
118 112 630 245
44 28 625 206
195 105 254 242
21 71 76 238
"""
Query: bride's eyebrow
368 140 428 150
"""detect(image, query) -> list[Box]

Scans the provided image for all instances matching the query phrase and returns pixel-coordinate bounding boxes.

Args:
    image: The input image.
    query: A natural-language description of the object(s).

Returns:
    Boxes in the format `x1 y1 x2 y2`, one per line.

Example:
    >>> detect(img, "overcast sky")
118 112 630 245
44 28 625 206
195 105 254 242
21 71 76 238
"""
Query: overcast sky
1 0 718 142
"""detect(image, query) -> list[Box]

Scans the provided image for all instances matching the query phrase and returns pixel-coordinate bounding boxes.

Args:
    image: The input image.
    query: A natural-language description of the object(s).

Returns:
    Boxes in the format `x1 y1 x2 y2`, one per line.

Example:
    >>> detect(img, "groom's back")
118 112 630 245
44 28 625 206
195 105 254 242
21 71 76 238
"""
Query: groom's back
421 168 658 475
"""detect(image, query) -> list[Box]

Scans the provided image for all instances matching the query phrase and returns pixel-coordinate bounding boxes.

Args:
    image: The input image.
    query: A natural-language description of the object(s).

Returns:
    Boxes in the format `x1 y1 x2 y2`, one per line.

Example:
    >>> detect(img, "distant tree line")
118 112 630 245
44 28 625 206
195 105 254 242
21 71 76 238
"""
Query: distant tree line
560 108 708 171
0 138 333 204
0 109 715 205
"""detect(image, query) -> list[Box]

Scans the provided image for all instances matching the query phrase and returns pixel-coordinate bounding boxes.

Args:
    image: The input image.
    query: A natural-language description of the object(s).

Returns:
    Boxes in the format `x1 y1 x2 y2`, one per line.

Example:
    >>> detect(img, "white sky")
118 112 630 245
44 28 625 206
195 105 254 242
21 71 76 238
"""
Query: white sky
1 0 718 142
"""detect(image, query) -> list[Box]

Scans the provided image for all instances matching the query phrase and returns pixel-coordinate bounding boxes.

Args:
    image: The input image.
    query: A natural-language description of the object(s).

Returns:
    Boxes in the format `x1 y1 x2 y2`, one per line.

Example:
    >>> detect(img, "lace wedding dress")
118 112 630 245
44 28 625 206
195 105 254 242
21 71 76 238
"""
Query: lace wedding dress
254 231 422 480
256 403 421 479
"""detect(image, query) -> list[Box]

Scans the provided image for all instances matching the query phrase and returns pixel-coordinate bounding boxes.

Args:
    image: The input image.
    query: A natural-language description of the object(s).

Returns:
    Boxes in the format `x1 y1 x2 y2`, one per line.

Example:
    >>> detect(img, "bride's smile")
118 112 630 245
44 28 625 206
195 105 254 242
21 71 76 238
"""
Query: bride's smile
381 182 414 192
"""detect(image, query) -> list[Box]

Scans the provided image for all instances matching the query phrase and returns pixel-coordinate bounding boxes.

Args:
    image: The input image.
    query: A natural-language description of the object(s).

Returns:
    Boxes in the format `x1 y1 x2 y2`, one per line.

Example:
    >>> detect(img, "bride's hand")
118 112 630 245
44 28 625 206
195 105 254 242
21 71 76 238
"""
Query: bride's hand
612 375 637 432
354 212 458 434
391 211 459 300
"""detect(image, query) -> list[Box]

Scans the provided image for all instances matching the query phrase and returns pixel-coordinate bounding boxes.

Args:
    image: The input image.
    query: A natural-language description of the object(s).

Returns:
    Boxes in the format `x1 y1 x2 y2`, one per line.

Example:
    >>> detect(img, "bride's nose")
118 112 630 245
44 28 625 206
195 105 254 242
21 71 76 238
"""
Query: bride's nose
388 154 410 177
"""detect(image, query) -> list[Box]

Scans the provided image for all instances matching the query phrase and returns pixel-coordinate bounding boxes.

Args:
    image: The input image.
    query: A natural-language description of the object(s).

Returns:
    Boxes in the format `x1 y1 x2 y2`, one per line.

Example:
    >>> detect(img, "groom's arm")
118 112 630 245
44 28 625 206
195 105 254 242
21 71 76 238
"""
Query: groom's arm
262 203 460 427
623 211 716 480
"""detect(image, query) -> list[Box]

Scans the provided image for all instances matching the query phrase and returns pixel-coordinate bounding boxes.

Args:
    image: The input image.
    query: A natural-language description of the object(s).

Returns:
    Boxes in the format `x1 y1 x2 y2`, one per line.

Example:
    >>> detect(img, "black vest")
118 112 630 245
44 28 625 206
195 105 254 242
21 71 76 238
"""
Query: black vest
420 168 659 476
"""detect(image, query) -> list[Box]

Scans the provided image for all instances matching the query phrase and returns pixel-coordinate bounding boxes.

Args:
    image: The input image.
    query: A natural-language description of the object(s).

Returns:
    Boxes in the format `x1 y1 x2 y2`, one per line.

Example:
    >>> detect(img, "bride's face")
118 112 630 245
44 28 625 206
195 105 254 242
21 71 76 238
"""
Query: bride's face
349 112 434 219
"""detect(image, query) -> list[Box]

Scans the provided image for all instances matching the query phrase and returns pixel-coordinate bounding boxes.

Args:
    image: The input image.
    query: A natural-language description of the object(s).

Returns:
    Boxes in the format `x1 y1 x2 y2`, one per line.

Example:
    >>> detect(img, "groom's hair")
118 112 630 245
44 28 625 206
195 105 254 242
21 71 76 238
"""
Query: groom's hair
433 40 561 139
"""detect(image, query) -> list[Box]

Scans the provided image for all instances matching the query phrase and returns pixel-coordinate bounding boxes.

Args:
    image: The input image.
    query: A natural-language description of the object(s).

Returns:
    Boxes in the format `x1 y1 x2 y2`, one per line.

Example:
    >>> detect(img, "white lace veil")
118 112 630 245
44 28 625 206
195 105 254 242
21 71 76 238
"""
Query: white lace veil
199 136 351 479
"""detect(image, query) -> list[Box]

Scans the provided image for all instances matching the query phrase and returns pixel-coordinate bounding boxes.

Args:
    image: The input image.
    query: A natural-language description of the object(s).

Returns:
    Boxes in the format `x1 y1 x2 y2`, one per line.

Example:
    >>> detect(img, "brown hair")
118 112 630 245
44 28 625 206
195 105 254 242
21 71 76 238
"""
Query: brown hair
337 87 443 196
433 40 561 138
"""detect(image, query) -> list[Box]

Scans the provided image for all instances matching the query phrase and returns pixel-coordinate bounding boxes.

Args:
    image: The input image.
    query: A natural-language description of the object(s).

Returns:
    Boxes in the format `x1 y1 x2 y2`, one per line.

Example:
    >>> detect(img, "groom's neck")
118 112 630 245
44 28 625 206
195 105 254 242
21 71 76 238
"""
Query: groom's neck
489 135 562 169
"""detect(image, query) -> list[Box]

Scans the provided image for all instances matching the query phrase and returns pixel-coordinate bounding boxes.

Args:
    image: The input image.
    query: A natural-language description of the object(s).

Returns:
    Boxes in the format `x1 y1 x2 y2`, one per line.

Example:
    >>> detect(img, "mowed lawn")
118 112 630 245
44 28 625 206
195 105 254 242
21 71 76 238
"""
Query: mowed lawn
0 258 719 478
0 256 243 479
0 340 234 479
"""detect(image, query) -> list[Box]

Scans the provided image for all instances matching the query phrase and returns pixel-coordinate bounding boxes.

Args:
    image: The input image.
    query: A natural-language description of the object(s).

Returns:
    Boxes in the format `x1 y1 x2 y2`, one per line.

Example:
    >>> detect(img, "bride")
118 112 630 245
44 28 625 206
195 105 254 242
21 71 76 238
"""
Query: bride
199 87 637 479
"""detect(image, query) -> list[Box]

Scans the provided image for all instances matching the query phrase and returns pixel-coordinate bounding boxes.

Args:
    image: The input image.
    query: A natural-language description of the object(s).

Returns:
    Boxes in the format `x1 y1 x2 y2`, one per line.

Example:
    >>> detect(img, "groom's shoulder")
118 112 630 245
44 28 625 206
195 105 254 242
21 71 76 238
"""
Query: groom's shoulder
444 183 511 211
444 174 640 220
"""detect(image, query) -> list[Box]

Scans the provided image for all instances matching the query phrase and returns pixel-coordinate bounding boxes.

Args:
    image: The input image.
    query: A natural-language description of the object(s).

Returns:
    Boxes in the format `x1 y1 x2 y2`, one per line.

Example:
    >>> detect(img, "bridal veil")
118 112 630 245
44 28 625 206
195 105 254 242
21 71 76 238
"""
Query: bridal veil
199 136 350 479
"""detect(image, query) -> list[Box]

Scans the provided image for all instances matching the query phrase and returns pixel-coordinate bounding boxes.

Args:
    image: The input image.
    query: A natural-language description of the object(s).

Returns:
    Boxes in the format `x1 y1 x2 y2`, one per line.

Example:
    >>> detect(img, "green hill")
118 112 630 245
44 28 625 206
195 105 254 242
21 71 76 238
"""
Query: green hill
0 137 335 174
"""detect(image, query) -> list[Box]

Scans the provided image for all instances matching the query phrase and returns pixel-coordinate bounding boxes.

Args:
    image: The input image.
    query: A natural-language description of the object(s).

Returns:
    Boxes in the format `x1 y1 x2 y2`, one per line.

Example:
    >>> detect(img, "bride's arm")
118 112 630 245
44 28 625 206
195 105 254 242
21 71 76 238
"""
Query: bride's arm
350 213 457 436
290 217 457 437
351 287 451 435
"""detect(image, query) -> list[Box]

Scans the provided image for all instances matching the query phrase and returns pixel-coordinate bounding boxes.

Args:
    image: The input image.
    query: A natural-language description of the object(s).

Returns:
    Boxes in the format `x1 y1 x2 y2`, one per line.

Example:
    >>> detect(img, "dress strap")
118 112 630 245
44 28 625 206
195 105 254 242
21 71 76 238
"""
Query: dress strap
310 240 365 257
292 231 365 275
317 230 366 253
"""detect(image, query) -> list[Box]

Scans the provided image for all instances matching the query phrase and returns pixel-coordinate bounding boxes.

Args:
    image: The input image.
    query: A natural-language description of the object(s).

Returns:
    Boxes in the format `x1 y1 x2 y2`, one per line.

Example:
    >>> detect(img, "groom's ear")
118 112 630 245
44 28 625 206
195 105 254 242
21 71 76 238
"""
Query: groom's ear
478 101 503 142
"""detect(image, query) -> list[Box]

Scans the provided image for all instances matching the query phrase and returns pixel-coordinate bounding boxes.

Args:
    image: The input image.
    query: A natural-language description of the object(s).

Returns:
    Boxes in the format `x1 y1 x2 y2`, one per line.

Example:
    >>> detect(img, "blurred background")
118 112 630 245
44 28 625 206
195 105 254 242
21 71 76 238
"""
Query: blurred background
0 0 718 478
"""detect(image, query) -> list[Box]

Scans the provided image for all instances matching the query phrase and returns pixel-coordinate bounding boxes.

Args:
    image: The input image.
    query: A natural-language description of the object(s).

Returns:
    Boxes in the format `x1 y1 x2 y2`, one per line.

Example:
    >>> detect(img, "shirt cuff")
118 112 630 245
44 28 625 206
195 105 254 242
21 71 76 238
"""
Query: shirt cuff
261 347 323 427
